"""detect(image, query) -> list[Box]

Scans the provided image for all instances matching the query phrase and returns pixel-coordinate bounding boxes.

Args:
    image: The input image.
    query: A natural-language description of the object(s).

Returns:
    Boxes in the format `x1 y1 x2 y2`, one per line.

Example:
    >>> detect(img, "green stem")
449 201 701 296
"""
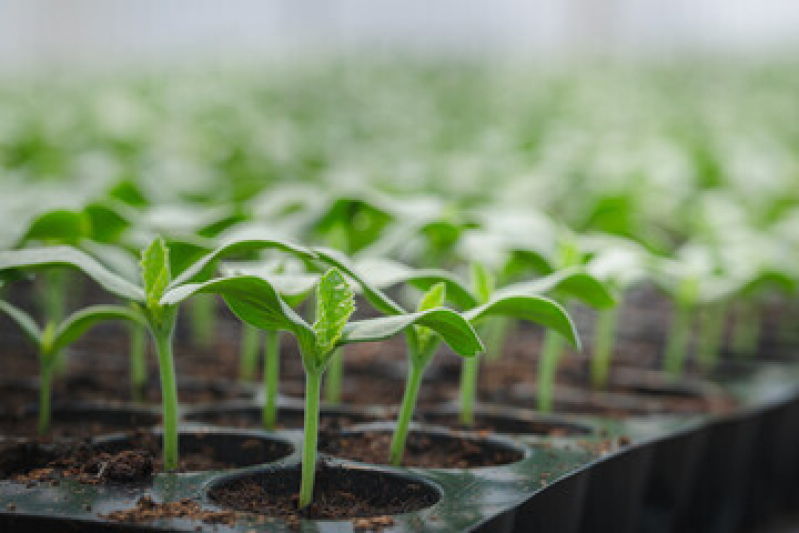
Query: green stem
459 355 480 426
153 320 179 472
298 370 322 509
696 301 727 371
239 324 262 381
130 323 147 403
323 349 343 405
189 295 215 349
590 306 619 389
389 361 425 466
537 331 564 413
482 317 510 361
732 301 760 360
38 361 53 435
262 331 280 430
664 300 694 375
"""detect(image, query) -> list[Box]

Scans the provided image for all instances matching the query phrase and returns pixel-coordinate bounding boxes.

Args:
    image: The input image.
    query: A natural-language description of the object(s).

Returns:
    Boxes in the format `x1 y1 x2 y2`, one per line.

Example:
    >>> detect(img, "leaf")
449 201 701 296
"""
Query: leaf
313 268 356 357
0 300 41 346
313 247 405 316
140 237 171 309
161 275 313 342
470 262 495 304
0 246 145 302
19 209 90 246
170 238 317 288
463 295 581 349
339 308 484 357
50 305 145 354
498 268 615 309
354 257 478 309
414 282 446 350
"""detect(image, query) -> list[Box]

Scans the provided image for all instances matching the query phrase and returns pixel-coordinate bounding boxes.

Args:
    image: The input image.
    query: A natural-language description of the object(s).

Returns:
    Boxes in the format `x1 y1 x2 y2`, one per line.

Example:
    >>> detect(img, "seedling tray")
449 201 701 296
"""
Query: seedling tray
1 362 798 533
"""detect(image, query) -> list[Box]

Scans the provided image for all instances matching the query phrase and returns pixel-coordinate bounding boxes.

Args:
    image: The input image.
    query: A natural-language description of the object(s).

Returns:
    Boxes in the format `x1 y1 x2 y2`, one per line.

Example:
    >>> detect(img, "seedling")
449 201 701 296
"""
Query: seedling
346 256 590 426
0 296 142 434
0 237 315 470
174 267 482 508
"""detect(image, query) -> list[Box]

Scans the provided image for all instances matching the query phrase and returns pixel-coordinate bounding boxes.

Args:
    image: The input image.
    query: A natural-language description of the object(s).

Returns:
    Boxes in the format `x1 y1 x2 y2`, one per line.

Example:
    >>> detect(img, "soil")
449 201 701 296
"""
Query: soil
209 462 437 528
186 406 378 431
101 495 237 526
319 429 524 468
0 409 158 440
0 430 289 482
416 412 591 436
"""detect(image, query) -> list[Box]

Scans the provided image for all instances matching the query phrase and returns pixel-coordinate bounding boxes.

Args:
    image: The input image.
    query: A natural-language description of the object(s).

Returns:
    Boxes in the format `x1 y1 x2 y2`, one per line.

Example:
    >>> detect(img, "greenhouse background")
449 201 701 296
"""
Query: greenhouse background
1 2 798 533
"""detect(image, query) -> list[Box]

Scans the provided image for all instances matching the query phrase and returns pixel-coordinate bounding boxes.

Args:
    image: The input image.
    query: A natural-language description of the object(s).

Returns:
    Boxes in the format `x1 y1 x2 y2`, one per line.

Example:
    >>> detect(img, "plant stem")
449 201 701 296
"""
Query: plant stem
189 295 215 349
696 301 727 370
590 306 619 389
482 317 510 361
459 355 480 426
298 370 322 509
130 323 147 403
664 300 694 375
239 324 262 381
38 361 53 435
537 331 564 413
323 349 343 405
732 301 760 360
153 321 179 472
262 331 280 430
389 361 425 466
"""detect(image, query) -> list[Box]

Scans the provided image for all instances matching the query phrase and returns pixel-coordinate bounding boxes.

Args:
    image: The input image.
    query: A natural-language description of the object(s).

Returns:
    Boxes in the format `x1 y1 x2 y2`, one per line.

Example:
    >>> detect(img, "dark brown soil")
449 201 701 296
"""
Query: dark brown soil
209 463 437 527
319 430 524 468
186 406 378 431
0 408 158 440
101 495 237 525
0 430 292 482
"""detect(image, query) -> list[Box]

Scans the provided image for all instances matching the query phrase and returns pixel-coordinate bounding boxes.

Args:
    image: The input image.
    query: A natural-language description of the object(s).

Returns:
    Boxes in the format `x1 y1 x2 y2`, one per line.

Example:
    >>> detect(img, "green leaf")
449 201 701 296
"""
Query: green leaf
499 268 616 309
140 237 171 310
313 247 405 316
470 262 495 304
354 257 479 309
170 238 317 288
0 300 41 346
19 209 90 246
463 295 581 349
414 282 447 350
313 268 356 357
0 246 145 302
50 305 145 354
161 275 313 342
340 308 484 357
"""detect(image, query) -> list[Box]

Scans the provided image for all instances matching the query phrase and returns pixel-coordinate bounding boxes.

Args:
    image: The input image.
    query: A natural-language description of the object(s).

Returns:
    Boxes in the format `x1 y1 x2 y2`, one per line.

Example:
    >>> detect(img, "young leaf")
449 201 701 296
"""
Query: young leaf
20 209 90 246
161 275 313 341
470 262 495 304
0 246 145 302
0 300 41 346
313 268 356 357
340 308 484 357
463 295 581 349
498 268 615 309
354 257 479 309
313 247 405 316
141 237 171 310
169 238 317 288
50 305 145 354
414 283 446 350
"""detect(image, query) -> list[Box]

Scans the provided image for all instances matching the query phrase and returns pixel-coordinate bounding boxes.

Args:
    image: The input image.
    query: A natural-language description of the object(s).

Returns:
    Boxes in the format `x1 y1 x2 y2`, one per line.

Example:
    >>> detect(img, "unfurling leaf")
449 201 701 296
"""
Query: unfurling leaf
414 282 446 351
313 268 355 358
140 237 171 311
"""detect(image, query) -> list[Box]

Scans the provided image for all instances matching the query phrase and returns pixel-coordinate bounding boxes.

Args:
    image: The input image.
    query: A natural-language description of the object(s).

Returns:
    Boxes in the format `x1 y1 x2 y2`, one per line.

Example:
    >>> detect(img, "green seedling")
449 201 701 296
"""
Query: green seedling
0 237 315 471
0 298 142 434
172 267 482 508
